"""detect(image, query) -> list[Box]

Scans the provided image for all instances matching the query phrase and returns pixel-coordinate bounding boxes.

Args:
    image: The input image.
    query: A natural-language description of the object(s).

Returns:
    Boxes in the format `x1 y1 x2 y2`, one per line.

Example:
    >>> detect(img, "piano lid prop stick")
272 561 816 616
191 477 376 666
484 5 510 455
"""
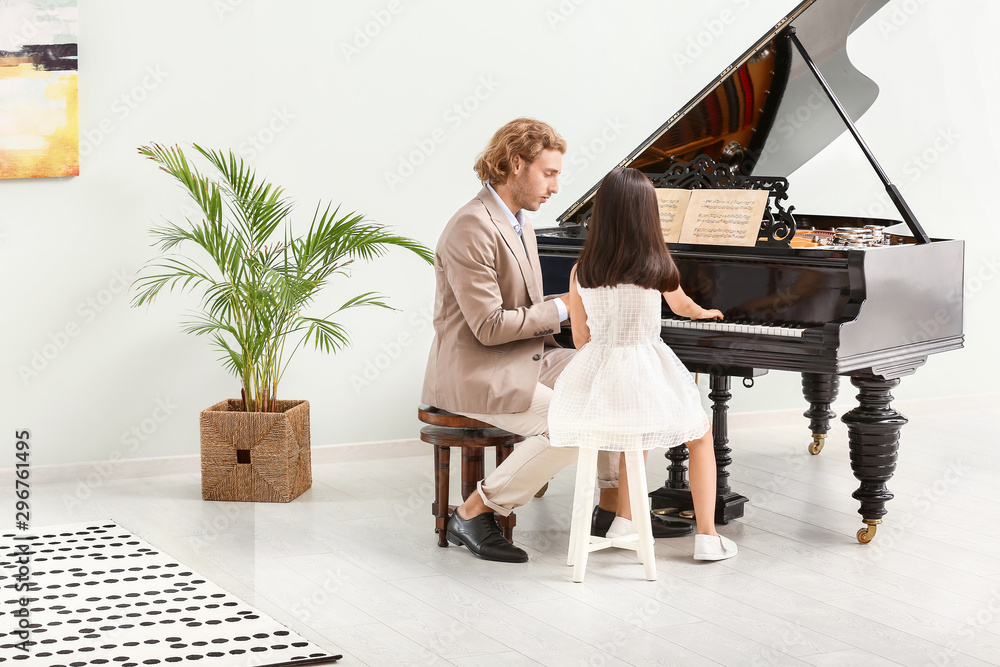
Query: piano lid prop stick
785 27 932 245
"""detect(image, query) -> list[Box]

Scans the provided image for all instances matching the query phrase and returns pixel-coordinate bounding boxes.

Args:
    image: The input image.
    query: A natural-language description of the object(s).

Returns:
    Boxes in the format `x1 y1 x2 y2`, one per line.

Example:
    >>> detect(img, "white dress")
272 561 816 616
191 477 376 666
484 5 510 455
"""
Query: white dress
549 281 710 451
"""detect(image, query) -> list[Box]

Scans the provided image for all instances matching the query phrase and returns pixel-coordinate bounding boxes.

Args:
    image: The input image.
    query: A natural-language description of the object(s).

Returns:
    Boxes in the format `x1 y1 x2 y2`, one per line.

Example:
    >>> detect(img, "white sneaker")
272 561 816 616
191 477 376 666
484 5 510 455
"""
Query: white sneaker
693 534 738 561
605 517 635 539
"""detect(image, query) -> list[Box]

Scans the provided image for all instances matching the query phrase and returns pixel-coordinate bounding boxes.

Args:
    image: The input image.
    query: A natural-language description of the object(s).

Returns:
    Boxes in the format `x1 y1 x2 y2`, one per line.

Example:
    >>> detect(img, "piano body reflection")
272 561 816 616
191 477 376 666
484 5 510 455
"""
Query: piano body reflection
536 0 964 543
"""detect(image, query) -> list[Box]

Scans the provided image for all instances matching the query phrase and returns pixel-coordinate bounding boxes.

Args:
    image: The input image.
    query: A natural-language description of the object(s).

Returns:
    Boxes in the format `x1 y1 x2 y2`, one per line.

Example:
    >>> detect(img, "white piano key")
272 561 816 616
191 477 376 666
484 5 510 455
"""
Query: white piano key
661 319 806 338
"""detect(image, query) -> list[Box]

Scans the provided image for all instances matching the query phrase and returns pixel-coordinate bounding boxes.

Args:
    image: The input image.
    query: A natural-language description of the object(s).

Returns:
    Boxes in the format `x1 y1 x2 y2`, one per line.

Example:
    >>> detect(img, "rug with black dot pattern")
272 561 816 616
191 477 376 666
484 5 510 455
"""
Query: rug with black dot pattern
0 521 341 666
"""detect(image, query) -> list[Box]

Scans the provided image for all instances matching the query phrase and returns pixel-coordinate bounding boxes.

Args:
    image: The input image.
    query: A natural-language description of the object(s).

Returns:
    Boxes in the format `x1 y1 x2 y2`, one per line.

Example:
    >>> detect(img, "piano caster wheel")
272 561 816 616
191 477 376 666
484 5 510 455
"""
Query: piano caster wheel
534 482 549 498
808 434 826 455
856 520 880 544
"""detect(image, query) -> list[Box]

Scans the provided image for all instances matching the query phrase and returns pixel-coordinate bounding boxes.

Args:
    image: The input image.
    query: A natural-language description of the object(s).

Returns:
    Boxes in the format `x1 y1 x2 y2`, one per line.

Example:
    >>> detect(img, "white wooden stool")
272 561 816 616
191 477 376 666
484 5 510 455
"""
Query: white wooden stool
567 449 657 583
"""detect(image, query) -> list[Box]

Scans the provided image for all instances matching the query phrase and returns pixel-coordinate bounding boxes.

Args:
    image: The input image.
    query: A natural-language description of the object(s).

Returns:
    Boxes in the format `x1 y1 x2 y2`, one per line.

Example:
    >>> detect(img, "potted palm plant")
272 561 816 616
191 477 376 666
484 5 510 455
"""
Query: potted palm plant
133 143 432 502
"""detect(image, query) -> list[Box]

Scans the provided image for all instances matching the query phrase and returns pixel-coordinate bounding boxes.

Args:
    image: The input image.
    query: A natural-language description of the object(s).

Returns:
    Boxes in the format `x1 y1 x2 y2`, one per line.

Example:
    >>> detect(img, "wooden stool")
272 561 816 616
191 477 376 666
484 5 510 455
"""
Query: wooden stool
567 449 657 583
417 405 525 547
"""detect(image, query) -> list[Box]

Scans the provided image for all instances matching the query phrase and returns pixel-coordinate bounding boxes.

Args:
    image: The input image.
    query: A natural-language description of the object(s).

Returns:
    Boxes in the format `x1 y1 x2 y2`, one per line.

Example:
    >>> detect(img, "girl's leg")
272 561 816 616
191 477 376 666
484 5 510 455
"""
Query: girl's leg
687 428 719 536
615 450 648 520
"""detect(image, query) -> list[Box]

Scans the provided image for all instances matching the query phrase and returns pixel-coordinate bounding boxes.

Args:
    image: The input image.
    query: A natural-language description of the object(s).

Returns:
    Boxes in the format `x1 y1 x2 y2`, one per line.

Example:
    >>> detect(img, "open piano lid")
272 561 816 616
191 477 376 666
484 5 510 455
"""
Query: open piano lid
557 0 890 226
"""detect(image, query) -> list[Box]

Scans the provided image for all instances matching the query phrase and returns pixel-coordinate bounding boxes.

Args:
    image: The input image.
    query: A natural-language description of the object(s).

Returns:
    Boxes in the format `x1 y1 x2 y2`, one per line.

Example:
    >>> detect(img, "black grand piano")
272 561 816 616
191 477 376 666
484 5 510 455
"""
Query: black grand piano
536 0 964 544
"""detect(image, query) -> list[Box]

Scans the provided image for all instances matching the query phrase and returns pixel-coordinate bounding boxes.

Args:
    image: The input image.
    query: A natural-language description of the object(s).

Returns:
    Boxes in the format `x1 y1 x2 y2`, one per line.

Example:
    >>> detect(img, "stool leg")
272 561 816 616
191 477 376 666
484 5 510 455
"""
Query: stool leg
625 451 657 581
435 445 451 548
567 447 589 567
461 446 484 501
570 449 599 582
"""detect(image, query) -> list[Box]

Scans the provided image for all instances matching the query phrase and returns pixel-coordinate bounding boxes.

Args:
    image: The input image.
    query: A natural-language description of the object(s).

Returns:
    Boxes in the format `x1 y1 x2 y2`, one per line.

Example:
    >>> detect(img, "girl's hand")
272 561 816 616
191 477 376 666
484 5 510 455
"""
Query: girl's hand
695 308 724 321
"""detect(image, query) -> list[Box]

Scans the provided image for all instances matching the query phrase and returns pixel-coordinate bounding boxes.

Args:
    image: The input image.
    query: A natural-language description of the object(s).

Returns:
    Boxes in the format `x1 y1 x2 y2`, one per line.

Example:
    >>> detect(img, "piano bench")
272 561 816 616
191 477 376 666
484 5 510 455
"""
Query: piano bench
417 404 525 547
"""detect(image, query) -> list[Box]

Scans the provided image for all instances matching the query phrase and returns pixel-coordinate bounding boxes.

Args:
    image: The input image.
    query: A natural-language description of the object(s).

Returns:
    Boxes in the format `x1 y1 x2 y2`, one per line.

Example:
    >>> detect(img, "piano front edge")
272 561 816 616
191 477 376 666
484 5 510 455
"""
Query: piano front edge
537 232 965 379
833 238 965 377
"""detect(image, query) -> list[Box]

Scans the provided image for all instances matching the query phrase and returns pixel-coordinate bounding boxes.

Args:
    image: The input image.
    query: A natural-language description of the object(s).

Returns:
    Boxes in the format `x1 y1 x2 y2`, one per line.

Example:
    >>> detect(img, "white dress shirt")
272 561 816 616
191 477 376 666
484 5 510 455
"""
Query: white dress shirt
486 183 569 322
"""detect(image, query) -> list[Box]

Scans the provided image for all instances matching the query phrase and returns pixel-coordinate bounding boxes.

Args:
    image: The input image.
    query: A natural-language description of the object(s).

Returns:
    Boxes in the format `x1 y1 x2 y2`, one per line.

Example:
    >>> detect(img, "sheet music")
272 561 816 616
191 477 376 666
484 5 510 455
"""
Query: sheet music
677 189 769 247
654 188 692 243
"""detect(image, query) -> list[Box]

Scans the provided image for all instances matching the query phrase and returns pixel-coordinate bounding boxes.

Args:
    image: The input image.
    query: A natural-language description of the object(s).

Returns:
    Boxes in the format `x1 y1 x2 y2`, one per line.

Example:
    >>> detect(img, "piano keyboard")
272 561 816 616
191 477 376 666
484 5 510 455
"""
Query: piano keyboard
661 318 807 338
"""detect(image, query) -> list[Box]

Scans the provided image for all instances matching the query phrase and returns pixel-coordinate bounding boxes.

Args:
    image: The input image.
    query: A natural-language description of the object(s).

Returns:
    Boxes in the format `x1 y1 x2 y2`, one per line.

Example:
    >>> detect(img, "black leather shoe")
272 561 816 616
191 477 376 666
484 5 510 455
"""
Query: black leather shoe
591 505 693 538
446 511 528 563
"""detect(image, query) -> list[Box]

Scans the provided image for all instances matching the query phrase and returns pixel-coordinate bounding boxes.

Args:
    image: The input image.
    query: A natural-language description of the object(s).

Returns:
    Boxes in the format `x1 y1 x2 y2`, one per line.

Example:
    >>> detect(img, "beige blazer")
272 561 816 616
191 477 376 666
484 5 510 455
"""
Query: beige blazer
422 187 565 414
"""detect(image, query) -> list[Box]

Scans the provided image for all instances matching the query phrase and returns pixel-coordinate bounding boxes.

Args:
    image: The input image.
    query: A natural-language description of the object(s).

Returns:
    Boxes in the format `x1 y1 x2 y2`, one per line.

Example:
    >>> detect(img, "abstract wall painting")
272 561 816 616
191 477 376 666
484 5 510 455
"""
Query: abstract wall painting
0 0 78 179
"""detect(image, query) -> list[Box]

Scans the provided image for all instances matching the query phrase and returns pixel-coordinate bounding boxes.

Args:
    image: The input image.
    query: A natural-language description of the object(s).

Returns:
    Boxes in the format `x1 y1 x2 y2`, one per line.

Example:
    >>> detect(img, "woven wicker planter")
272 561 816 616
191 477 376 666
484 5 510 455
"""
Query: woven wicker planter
199 399 311 502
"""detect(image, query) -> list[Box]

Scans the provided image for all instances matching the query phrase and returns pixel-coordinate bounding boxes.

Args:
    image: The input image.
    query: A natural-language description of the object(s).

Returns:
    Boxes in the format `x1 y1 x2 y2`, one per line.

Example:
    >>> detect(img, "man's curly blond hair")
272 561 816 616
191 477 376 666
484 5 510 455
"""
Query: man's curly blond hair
474 118 566 186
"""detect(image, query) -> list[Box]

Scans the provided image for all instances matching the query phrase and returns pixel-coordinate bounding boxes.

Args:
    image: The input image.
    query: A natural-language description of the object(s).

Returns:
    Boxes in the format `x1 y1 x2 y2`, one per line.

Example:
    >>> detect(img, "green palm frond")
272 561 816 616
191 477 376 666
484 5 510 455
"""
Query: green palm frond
132 143 434 411
131 256 220 308
336 292 394 312
298 317 352 354
138 144 223 225
210 332 244 377
193 144 294 251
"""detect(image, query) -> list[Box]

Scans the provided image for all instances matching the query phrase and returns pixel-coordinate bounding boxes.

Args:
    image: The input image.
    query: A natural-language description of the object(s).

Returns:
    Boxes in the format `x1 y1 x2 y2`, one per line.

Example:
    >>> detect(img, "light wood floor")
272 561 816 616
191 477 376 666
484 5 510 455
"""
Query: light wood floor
24 395 1000 666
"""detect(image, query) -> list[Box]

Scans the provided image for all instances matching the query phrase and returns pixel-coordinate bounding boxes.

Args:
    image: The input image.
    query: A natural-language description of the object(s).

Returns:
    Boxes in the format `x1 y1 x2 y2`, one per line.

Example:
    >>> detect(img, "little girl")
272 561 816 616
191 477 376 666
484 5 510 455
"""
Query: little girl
549 167 737 561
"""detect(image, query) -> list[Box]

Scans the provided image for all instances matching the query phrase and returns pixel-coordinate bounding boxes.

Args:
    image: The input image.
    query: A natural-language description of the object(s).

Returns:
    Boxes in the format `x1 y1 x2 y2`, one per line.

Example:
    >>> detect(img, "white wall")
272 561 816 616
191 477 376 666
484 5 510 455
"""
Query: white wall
3 0 994 467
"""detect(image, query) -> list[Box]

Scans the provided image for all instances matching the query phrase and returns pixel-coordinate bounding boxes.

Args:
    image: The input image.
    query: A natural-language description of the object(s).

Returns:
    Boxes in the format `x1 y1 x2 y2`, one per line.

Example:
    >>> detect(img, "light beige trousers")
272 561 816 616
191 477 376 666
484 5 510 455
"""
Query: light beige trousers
458 347 620 516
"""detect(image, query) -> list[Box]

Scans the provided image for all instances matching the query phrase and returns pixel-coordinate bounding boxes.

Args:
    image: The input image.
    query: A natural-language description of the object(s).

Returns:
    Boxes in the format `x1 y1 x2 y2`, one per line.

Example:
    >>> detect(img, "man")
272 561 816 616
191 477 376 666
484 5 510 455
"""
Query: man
422 118 690 563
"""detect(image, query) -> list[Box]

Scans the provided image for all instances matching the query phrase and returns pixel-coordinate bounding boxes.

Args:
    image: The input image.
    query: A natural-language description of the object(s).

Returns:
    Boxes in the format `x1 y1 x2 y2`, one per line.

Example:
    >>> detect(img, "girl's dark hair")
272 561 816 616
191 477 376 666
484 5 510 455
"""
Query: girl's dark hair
576 167 680 292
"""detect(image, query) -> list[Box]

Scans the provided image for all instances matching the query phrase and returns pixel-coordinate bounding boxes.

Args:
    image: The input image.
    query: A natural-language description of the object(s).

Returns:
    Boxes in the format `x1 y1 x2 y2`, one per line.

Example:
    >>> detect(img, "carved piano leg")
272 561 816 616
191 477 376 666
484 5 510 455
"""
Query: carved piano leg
841 375 908 544
650 446 692 516
666 445 690 491
801 372 840 455
709 374 749 524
